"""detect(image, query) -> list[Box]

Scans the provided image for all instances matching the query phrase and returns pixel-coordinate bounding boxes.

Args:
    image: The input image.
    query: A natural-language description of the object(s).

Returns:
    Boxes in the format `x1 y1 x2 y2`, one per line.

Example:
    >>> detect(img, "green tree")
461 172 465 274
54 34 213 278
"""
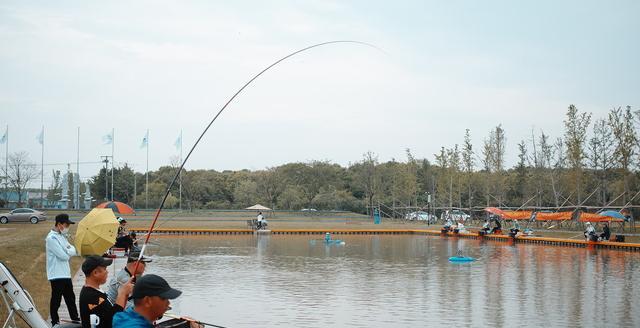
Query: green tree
350 151 380 216
233 180 258 208
462 129 475 208
564 104 592 204
255 168 283 209
588 118 614 205
609 106 638 203
278 185 307 210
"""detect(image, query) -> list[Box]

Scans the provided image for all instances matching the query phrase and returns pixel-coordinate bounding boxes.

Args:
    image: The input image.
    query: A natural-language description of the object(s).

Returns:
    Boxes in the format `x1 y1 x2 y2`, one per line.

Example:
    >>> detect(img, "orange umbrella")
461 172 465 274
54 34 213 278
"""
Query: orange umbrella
579 212 624 223
534 211 573 221
96 201 135 215
484 207 505 216
502 211 533 220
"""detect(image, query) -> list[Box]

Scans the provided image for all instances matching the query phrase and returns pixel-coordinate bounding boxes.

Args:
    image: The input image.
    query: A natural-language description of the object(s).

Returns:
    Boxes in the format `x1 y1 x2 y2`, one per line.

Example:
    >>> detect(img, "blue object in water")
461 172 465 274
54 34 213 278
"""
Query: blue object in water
374 209 381 224
448 256 476 262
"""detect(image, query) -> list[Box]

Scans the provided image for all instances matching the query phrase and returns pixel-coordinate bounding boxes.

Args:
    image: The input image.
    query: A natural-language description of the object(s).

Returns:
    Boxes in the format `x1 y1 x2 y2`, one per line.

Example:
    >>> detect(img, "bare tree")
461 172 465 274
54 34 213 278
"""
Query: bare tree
1 152 39 206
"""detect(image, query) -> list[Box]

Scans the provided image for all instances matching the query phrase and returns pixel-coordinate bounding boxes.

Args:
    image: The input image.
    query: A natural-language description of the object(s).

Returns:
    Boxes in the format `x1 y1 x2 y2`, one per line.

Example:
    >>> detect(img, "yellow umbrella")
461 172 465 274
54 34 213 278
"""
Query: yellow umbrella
75 208 119 256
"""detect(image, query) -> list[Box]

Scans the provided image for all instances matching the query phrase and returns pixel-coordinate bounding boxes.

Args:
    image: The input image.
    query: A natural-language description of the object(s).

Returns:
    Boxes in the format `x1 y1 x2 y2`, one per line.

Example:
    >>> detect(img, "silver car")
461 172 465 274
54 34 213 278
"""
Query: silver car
0 208 47 224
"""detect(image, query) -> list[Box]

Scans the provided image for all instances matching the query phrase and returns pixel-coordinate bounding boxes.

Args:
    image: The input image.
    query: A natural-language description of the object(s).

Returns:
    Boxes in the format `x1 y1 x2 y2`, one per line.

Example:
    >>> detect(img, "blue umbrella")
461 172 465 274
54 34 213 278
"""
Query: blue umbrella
598 210 626 220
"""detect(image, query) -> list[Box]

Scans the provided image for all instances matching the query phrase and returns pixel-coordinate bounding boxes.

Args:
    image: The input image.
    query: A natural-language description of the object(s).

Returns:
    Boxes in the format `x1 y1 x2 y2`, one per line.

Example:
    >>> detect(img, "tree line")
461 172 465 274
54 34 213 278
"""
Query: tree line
3 105 638 215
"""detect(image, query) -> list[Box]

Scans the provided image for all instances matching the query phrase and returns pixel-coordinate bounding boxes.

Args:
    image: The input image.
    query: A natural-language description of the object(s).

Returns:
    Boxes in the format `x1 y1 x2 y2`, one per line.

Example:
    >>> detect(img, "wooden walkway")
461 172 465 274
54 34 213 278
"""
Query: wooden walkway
129 228 640 251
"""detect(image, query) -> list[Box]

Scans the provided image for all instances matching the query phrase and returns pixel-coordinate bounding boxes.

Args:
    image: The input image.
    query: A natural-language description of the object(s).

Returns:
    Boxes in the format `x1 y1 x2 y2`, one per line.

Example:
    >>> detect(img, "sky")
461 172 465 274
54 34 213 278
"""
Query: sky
1 0 639 187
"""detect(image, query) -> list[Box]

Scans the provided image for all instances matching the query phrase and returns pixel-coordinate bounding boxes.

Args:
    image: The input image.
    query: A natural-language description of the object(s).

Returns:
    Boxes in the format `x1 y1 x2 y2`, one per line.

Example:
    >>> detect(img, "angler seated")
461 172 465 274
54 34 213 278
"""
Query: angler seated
508 221 521 238
455 221 467 234
489 218 502 234
441 219 454 233
479 220 490 235
584 222 597 241
599 223 611 241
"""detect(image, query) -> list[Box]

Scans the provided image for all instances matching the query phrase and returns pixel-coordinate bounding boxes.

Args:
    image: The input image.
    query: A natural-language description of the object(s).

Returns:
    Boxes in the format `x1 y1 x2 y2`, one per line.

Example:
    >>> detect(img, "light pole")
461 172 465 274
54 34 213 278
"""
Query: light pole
426 192 432 226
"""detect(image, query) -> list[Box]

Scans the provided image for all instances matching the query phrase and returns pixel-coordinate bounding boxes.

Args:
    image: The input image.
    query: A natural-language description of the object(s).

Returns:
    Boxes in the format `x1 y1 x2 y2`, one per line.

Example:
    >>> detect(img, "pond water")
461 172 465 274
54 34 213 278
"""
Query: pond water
143 235 639 328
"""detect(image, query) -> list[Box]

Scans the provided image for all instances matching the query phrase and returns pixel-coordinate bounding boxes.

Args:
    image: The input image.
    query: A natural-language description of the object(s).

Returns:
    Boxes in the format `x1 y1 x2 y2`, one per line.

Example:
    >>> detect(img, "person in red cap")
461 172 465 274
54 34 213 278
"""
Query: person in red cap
45 213 79 326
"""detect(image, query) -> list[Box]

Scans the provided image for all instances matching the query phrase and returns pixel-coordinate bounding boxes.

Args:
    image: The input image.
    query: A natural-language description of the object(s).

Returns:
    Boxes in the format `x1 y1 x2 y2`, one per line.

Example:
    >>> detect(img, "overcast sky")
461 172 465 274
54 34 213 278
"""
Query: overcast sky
1 1 639 187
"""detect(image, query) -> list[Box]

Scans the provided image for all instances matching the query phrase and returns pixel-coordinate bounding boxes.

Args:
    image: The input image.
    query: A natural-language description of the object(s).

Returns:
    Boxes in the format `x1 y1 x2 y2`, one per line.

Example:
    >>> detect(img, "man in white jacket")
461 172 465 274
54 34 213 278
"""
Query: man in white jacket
46 213 79 326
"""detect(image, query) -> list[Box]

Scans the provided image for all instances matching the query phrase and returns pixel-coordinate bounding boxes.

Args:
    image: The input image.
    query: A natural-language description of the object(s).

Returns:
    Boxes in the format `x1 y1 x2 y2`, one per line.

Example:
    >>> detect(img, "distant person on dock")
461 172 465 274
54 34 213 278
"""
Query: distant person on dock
509 220 521 237
79 256 133 328
481 220 490 234
113 274 190 328
489 217 502 234
584 222 596 241
455 221 467 233
114 218 134 253
257 212 267 230
46 213 80 326
130 232 140 251
442 218 453 233
106 251 152 309
599 223 610 241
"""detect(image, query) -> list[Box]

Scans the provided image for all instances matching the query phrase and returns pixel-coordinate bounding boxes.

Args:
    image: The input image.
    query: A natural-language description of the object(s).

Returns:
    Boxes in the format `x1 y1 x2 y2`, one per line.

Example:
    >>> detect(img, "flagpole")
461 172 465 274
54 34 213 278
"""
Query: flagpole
76 127 80 209
111 128 114 201
40 126 44 209
145 129 149 210
4 126 8 204
179 130 182 211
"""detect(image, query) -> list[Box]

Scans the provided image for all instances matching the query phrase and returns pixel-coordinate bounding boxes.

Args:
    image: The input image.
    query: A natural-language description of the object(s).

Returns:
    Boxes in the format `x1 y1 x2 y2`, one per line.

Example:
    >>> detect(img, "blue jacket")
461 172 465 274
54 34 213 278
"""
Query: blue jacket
113 308 154 328
45 229 77 280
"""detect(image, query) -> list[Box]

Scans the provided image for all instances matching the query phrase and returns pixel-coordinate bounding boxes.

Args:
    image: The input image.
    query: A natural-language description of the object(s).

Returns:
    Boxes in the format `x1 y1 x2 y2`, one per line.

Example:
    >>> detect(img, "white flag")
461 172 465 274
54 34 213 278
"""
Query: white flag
102 131 113 145
0 130 6 144
36 127 44 145
174 132 181 150
141 130 149 149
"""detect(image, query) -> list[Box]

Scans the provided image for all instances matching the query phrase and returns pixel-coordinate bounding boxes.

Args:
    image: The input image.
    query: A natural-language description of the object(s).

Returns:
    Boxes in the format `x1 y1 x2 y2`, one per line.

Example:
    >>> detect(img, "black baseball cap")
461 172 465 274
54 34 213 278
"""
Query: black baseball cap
55 213 75 225
127 250 153 263
131 274 182 300
82 256 113 275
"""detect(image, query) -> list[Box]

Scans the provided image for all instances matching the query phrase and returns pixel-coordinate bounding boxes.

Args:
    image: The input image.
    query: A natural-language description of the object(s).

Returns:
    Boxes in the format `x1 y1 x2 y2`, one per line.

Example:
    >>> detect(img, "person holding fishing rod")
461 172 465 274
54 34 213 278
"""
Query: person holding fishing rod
112 274 202 328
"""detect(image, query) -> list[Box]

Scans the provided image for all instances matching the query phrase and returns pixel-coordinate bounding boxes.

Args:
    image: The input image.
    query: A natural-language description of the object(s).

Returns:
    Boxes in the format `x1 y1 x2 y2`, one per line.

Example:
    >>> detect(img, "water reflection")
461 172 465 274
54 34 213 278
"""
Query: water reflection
144 235 639 328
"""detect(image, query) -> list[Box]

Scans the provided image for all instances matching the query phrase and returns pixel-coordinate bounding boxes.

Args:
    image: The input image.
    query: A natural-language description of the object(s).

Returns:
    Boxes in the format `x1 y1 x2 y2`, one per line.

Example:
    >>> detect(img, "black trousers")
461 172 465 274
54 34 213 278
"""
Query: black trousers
49 278 79 324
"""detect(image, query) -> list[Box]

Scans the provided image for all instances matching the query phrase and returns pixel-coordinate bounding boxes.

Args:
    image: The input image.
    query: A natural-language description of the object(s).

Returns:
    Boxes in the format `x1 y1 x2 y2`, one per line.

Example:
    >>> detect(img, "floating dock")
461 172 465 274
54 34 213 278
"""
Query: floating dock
129 228 640 251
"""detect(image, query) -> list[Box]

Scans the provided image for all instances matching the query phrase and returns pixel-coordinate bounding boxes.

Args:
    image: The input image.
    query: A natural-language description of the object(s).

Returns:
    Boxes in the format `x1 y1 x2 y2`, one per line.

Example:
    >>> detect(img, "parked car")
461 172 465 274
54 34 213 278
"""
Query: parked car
405 211 437 223
441 209 471 222
0 208 47 224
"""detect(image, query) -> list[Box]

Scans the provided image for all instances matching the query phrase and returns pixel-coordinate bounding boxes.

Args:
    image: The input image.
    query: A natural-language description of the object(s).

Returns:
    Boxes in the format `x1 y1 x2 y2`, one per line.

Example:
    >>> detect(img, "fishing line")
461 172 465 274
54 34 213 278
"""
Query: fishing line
132 40 380 272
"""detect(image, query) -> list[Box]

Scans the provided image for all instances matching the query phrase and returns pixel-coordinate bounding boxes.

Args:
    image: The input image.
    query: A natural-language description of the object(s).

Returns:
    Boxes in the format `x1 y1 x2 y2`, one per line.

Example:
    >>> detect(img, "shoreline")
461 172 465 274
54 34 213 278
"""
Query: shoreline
1 216 639 326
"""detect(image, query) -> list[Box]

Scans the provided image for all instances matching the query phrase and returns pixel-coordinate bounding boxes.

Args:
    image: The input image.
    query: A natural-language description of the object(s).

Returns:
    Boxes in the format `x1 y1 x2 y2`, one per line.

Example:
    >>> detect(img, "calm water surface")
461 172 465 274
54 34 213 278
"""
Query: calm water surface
141 235 639 328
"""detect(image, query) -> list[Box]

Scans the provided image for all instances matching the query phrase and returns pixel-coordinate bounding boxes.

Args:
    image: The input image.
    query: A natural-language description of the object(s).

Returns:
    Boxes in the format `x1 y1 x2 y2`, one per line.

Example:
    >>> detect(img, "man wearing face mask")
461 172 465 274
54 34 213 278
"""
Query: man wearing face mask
45 213 80 326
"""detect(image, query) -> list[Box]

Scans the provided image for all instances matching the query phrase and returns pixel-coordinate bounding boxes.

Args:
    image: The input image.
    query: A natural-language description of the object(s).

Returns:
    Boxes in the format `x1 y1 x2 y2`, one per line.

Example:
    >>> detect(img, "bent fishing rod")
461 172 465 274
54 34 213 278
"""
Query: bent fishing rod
164 313 227 328
132 40 379 272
